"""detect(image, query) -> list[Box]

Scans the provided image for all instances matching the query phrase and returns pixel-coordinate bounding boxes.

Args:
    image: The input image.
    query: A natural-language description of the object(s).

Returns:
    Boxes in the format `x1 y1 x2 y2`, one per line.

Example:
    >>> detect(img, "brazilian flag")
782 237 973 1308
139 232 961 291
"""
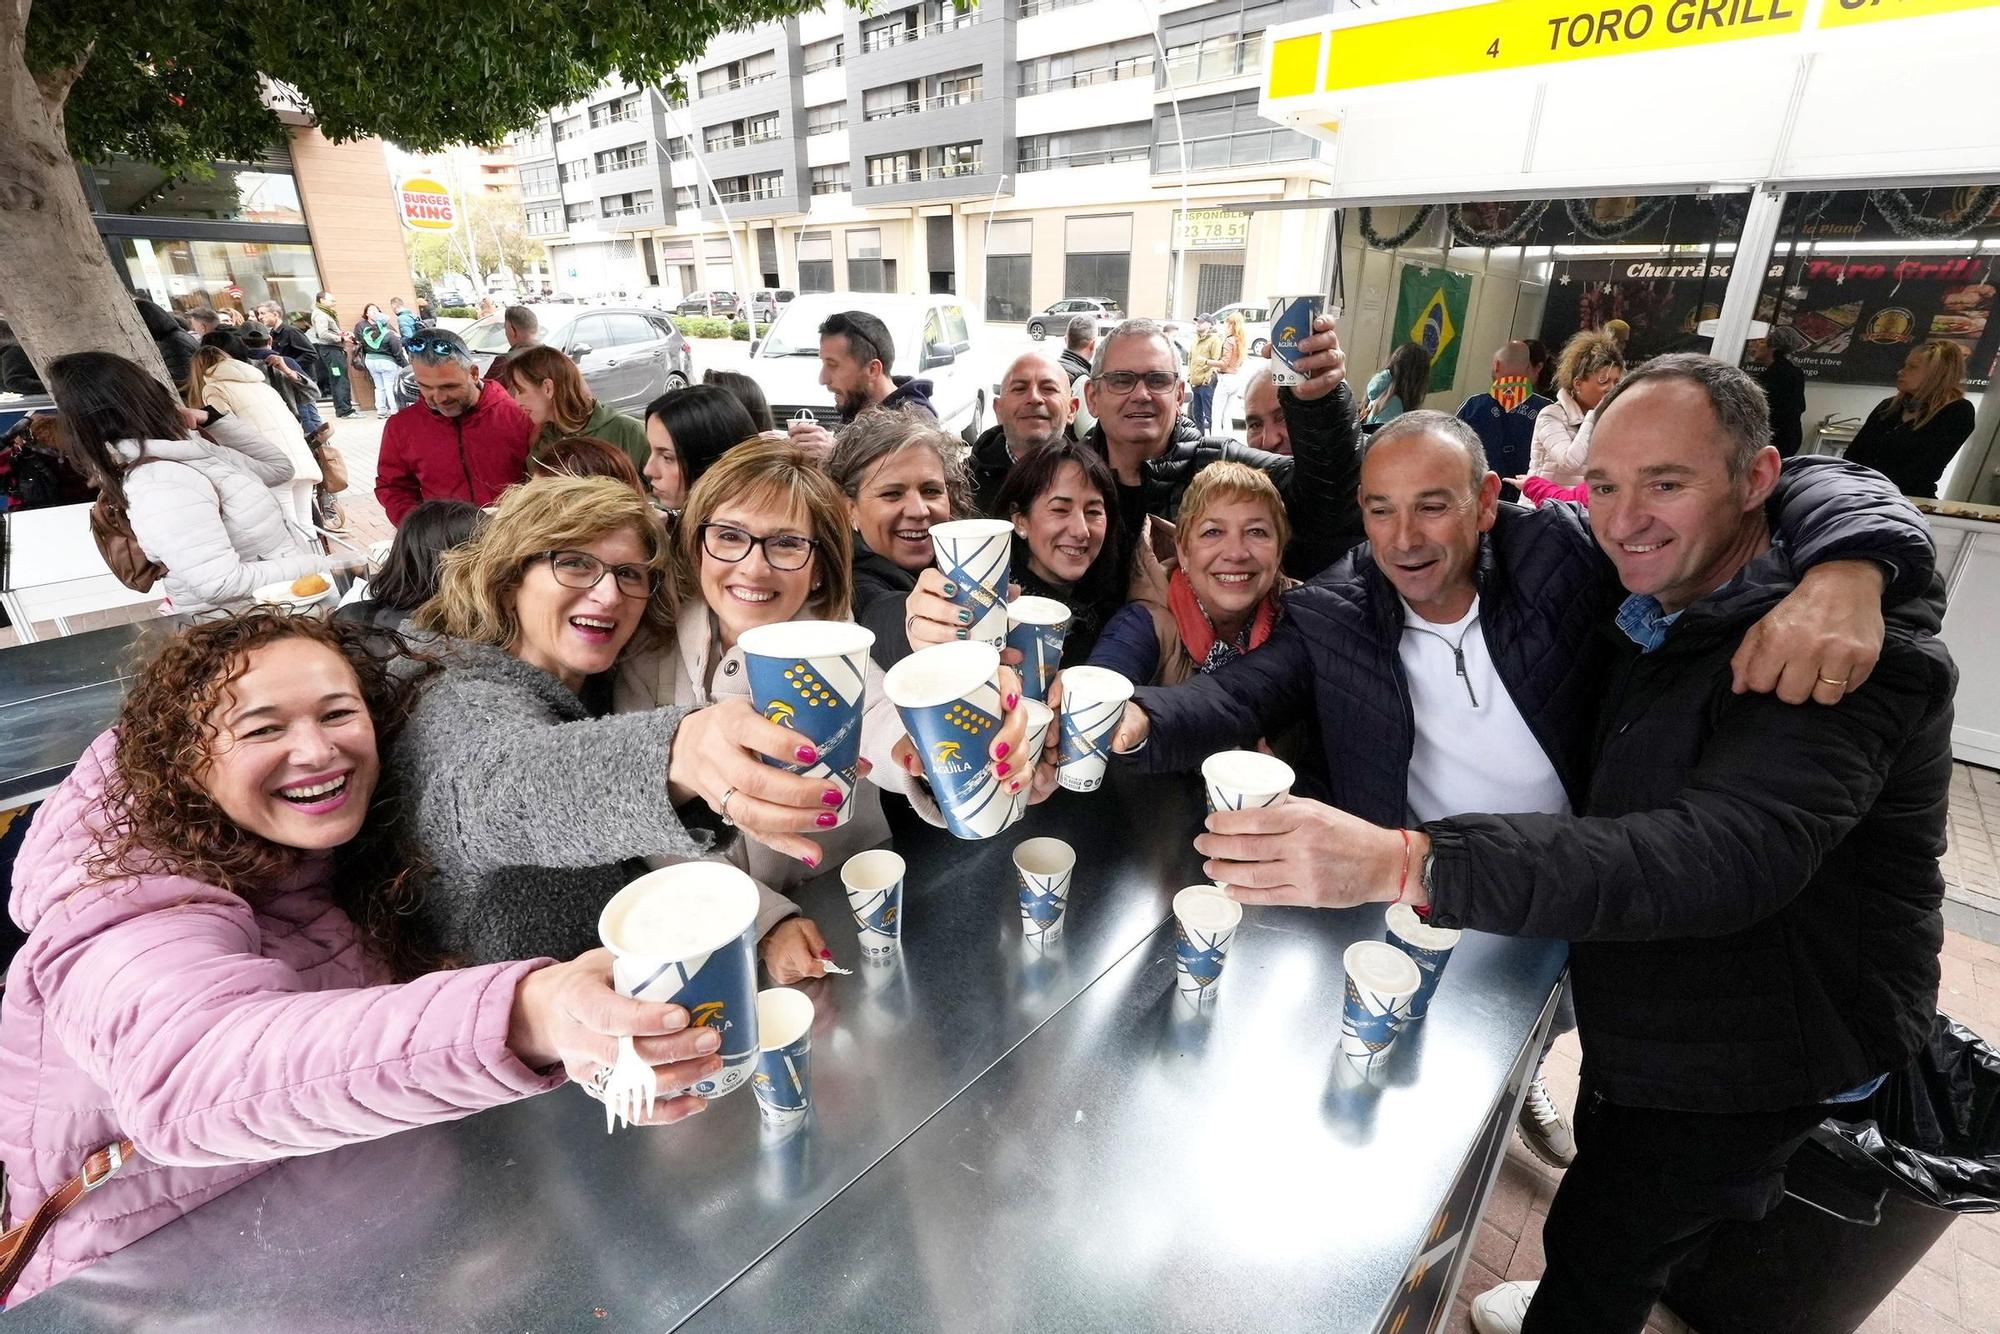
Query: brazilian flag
1393 266 1473 393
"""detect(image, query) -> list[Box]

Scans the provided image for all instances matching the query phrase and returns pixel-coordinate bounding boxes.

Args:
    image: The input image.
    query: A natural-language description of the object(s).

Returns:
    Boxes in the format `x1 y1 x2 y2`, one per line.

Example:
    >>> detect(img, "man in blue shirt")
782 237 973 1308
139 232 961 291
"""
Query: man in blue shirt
1456 341 1549 501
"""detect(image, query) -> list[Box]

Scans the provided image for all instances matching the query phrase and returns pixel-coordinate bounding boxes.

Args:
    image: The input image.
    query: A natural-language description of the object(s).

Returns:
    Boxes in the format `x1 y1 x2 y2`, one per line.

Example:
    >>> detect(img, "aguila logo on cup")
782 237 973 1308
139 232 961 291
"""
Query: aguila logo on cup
692 1000 729 1030
765 700 796 727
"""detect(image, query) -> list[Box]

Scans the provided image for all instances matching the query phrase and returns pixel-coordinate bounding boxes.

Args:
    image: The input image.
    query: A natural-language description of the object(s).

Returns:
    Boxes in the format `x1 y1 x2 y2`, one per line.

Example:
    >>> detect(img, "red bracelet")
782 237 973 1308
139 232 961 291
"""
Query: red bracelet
1394 828 1412 905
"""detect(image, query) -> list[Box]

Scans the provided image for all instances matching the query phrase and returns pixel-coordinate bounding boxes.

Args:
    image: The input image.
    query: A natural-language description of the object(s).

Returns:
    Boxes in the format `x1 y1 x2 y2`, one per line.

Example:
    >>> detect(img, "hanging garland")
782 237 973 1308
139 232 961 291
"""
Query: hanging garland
1867 186 2000 241
1447 199 1551 247
1357 204 1438 249
1563 196 1675 242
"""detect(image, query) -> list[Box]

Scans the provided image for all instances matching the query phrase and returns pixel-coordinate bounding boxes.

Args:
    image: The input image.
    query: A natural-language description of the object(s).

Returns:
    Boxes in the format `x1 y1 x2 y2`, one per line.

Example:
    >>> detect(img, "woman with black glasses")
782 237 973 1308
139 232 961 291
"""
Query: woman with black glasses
612 438 1036 955
389 474 847 977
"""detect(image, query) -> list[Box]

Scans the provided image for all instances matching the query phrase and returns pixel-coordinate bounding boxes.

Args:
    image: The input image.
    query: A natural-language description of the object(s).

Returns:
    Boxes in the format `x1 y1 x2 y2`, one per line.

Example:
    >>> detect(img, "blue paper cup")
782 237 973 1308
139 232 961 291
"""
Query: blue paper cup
1012 836 1074 944
1172 884 1243 1010
1268 293 1325 387
598 864 763 1099
884 641 1021 840
1339 940 1423 1065
1006 698 1055 827
1201 749 1294 816
739 621 876 828
1055 666 1134 793
751 987 814 1126
1384 902 1460 1022
842 848 906 957
1005 596 1071 703
930 519 1013 649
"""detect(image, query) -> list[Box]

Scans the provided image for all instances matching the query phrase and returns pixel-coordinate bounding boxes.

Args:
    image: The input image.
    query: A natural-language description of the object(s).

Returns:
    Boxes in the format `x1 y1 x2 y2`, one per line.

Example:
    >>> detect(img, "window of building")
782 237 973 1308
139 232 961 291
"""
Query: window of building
863 82 920 121
1159 31 1260 87
704 123 735 152
89 158 305 225
559 159 592 184
589 94 642 128
525 204 564 236
565 202 596 225
699 50 780 95
797 230 834 293
925 0 979 34
802 37 844 73
847 227 892 292
594 144 649 174
747 113 781 143
674 185 701 210
1063 214 1132 312
752 171 784 199
519 163 559 197
865 152 918 187
806 103 847 136
1017 37 1153 95
929 68 982 108
932 143 981 178
1019 0 1087 15
810 164 850 196
666 136 693 162
1150 90 1313 173
119 237 324 323
1018 122 1151 172
553 117 583 143
600 191 655 219
861 9 918 51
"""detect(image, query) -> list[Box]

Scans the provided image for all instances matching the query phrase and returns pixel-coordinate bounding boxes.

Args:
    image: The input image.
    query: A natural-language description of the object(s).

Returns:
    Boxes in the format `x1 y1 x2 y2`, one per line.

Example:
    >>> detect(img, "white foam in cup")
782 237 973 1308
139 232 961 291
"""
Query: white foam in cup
1202 750 1295 810
1385 902 1461 952
1173 884 1243 935
599 863 760 964
1345 939 1423 999
757 987 815 1051
1006 596 1070 629
882 640 1001 710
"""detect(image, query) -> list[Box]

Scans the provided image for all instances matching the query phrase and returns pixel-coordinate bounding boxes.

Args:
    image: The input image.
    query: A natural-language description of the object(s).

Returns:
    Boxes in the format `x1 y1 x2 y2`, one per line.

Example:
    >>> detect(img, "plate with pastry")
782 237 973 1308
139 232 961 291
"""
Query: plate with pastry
254 571 337 611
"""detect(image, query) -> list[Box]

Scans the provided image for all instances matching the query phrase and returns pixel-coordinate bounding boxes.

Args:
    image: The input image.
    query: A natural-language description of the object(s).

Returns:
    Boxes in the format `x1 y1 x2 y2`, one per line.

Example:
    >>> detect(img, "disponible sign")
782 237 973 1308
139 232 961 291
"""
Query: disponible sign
396 176 457 232
1175 209 1250 250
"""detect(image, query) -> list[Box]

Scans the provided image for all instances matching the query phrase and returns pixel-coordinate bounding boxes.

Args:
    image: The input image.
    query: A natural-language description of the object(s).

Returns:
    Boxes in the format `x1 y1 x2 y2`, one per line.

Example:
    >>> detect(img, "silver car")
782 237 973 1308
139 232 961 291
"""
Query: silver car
394 304 693 414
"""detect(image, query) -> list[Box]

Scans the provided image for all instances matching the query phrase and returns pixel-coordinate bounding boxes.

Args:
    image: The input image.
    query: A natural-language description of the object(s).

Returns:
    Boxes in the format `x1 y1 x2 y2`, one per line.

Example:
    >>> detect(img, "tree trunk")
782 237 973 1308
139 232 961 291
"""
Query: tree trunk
0 11 167 390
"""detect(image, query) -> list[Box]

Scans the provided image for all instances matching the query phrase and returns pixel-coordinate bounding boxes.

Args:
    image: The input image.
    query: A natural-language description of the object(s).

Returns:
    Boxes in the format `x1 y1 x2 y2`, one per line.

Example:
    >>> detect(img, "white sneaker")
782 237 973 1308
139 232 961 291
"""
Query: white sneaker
1517 1077 1576 1168
1470 1281 1538 1334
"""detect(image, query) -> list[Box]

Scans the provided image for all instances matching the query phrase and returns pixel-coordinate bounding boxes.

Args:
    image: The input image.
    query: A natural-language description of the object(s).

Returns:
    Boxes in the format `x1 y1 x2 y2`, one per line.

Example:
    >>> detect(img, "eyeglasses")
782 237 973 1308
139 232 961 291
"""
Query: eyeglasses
1094 370 1180 395
541 549 660 599
698 523 819 571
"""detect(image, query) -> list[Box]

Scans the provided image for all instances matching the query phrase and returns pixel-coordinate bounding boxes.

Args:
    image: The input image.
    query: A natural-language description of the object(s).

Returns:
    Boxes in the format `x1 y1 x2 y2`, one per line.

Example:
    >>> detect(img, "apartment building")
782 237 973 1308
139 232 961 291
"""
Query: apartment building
519 0 1353 320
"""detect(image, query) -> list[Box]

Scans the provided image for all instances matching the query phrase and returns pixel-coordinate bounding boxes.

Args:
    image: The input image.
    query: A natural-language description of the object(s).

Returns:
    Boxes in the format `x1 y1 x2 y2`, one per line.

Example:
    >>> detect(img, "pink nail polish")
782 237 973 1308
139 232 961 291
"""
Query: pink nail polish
817 811 838 828
802 854 819 869
994 761 1012 777
1004 693 1020 711
1008 779 1022 793
821 788 844 807
796 744 819 764
994 741 1010 760
819 948 834 959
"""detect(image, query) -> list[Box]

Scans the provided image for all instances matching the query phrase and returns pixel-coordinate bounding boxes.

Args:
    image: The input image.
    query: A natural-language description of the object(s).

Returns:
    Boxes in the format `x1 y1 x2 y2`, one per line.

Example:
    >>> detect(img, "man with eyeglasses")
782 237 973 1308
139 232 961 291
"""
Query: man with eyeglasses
1082 316 1362 580
375 328 534 525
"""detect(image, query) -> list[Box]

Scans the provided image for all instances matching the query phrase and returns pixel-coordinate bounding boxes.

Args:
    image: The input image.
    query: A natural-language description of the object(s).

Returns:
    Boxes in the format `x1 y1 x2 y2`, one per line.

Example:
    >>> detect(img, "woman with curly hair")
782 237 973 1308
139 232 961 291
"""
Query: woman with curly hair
1530 329 1624 487
0 612 720 1304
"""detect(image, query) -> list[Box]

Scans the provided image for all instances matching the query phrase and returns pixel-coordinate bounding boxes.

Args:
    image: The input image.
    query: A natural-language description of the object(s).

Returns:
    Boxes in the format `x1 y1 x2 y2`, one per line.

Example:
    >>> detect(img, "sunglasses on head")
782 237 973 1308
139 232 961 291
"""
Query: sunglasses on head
410 334 468 358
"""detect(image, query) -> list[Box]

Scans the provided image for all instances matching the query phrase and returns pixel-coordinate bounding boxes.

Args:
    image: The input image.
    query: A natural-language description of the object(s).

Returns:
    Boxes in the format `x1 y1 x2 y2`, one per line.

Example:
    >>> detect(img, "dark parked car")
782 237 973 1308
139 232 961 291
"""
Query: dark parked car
392 304 692 415
676 290 740 317
1026 298 1122 341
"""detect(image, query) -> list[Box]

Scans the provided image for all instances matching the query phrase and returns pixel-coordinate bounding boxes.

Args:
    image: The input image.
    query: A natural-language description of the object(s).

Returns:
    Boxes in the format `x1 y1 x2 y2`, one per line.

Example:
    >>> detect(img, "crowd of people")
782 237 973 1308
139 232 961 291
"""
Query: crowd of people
0 291 1970 1334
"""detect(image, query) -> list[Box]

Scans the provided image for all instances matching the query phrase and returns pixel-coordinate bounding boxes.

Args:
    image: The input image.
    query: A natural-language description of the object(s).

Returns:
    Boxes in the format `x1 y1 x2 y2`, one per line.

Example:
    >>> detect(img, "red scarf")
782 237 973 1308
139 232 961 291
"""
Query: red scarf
1169 567 1279 667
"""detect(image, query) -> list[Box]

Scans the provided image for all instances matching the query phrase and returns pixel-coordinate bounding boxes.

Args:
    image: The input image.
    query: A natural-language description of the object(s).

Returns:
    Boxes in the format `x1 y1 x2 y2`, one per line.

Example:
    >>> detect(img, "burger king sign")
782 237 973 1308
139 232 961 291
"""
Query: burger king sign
396 177 457 232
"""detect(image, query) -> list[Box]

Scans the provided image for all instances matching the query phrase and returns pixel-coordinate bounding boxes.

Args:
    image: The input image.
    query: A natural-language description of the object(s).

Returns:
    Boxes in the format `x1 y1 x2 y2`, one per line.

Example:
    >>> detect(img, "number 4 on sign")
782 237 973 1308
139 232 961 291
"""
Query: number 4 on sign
1486 38 1500 57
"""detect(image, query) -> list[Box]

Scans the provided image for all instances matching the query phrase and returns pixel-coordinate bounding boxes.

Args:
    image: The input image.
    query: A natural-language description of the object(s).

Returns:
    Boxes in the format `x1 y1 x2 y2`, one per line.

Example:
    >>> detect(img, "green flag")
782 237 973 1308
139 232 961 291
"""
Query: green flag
1393 266 1473 393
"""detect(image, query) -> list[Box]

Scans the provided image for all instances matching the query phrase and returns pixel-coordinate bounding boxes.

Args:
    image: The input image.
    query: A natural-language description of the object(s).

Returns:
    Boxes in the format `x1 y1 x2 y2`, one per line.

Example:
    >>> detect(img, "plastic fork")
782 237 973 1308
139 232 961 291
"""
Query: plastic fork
603 1035 658 1132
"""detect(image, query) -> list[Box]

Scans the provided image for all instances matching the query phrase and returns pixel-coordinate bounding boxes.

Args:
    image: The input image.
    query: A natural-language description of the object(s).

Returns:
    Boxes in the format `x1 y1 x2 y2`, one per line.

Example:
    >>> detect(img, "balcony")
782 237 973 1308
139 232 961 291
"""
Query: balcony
859 7 985 53
1150 127 1314 174
806 118 847 137
866 160 983 186
600 201 655 219
864 99 922 122
1018 145 1147 172
589 105 641 128
1157 36 1261 89
803 54 844 74
925 89 982 111
1018 58 1153 97
701 70 778 97
1019 0 1088 14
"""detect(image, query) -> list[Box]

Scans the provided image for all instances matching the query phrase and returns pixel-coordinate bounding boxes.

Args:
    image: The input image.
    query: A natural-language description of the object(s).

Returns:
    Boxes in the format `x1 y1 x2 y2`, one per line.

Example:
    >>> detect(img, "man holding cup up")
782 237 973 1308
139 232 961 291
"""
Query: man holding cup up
1092 356 1953 1334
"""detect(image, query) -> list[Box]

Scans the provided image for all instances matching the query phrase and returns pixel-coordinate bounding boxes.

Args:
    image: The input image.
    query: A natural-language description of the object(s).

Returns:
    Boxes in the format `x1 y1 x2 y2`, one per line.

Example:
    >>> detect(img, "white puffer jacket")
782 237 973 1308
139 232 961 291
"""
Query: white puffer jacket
115 414 323 610
195 357 322 487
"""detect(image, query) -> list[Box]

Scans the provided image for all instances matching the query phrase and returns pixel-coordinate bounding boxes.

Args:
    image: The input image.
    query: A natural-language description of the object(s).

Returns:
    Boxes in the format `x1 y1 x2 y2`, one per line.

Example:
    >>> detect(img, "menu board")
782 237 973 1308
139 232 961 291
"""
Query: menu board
1537 253 2000 389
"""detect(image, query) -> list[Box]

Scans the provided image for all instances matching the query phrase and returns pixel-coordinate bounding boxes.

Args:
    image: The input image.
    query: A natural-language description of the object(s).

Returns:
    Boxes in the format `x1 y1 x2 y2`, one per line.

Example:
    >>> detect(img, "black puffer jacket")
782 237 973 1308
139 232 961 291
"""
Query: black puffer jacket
1131 455 1937 839
1425 558 1954 1115
852 533 920 669
970 422 1016 517
1085 381 1364 582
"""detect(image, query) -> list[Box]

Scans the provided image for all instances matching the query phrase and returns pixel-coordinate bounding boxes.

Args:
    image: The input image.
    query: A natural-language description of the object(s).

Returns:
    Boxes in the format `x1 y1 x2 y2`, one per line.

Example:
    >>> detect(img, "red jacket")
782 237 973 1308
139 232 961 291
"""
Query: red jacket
374 378 533 524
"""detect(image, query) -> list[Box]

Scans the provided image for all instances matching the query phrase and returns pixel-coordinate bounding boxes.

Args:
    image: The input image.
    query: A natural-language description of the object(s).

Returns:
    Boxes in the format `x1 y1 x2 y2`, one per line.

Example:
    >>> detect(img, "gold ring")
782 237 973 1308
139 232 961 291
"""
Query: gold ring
1817 674 1850 687
717 786 737 827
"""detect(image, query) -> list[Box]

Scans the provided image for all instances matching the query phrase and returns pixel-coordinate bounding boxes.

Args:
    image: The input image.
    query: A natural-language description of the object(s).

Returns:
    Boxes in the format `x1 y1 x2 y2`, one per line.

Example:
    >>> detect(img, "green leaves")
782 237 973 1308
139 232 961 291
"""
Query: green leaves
24 0 840 169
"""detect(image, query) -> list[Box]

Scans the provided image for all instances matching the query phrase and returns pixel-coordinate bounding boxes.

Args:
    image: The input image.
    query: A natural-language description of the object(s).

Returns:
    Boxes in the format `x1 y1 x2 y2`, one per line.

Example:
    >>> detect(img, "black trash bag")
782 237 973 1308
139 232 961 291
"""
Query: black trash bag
1815 1012 2000 1212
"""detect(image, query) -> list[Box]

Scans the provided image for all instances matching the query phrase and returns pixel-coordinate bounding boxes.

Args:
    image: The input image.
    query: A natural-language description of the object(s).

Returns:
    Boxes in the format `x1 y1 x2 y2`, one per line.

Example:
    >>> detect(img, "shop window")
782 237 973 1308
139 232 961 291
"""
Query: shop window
90 158 305 226
118 237 323 322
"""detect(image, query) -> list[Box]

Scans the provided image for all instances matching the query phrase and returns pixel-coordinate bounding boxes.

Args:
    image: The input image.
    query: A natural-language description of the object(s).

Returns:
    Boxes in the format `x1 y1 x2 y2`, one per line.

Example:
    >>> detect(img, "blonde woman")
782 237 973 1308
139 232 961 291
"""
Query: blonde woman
1529 330 1624 487
1845 339 1977 498
187 338 322 530
391 475 847 978
1210 309 1251 439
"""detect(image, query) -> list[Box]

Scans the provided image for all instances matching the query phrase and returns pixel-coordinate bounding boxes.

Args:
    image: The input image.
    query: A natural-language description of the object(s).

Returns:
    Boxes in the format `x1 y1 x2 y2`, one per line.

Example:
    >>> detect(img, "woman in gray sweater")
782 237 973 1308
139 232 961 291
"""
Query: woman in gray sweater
390 476 846 973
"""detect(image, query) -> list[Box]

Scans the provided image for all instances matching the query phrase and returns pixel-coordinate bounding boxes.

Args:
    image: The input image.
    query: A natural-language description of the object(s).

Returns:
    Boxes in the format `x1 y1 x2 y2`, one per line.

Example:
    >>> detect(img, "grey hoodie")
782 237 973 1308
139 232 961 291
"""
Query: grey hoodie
392 635 794 965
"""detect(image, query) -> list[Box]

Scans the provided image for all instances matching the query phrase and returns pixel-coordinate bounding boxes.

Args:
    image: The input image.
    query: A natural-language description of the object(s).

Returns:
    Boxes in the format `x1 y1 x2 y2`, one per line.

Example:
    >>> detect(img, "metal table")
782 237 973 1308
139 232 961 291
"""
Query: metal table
2 773 1564 1333
0 619 182 809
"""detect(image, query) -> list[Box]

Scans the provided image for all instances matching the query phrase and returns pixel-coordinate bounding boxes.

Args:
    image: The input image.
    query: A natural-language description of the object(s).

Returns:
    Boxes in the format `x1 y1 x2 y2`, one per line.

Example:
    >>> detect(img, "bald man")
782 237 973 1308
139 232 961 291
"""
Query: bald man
972 349 1076 514
1456 341 1551 501
1242 367 1290 456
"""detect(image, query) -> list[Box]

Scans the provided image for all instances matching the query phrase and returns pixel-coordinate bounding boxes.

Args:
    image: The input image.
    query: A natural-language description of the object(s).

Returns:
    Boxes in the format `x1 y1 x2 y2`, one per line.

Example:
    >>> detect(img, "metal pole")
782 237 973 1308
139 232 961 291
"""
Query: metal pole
1707 186 1786 365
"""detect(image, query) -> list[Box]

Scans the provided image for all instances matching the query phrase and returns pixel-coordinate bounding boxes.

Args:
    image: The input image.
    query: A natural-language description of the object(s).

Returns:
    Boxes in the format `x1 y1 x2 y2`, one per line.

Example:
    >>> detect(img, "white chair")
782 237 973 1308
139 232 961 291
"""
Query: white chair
0 503 158 642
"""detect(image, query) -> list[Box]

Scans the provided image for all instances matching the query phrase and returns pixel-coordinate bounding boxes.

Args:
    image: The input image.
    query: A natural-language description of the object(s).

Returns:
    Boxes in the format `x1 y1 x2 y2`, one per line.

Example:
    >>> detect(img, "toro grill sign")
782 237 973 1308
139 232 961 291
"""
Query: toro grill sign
396 177 456 232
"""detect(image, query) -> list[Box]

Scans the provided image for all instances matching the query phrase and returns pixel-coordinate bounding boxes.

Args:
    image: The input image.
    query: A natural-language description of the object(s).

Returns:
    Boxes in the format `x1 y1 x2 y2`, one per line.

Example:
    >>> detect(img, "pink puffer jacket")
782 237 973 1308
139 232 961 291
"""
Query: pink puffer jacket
0 732 563 1305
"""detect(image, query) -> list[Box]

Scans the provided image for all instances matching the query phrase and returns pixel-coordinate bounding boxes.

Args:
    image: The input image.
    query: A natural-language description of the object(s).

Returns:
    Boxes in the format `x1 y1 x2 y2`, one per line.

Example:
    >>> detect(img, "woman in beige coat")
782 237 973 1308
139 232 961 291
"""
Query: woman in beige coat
187 342 322 531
